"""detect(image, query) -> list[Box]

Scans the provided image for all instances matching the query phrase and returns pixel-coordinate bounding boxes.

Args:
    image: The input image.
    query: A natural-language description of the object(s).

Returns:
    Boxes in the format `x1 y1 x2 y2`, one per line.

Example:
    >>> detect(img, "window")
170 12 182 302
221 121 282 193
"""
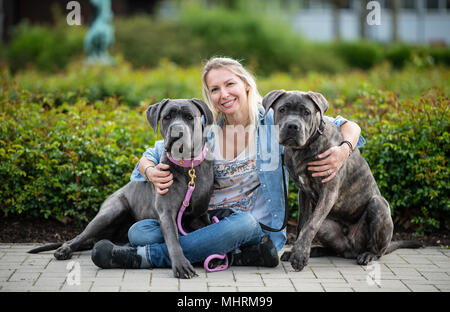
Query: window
426 0 440 10
403 0 416 9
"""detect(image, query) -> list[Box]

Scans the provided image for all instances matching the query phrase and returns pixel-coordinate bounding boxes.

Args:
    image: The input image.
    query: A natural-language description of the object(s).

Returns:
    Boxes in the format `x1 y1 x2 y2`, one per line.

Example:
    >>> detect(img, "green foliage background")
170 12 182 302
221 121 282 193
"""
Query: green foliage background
0 2 449 234
1 60 448 233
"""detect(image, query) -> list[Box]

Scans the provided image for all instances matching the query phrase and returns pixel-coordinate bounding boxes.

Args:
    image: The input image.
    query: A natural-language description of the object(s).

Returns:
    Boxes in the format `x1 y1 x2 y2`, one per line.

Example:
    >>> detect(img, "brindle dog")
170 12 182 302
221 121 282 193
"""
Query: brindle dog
263 90 421 271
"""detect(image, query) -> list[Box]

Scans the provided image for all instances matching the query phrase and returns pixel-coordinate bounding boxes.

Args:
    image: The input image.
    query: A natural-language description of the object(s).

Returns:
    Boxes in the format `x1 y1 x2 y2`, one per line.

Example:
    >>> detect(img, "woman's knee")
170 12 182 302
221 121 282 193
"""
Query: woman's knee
128 219 161 246
226 212 262 241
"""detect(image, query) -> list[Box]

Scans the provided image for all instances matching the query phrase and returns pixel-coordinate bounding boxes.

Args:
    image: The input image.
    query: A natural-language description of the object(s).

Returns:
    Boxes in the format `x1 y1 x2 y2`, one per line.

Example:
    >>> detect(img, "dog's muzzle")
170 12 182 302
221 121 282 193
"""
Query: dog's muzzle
279 122 303 147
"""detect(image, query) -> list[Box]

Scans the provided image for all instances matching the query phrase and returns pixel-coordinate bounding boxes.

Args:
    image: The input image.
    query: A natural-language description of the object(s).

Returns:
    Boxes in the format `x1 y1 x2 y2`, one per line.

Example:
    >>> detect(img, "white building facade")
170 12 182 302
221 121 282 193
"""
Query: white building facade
293 0 450 44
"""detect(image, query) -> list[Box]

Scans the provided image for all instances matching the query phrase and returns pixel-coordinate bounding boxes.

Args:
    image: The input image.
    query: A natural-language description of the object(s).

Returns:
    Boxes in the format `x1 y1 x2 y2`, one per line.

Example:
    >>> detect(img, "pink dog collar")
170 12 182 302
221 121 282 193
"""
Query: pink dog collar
166 144 207 168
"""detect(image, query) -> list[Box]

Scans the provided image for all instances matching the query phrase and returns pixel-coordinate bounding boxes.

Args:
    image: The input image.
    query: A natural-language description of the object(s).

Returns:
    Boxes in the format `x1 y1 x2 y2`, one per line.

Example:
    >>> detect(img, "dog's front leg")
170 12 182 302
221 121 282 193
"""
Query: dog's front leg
158 210 197 279
281 189 313 262
290 189 338 271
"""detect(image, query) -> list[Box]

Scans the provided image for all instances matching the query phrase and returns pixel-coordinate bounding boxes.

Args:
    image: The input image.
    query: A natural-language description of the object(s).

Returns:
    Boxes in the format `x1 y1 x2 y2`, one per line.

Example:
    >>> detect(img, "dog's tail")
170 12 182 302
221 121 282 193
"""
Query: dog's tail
28 243 63 254
385 240 423 254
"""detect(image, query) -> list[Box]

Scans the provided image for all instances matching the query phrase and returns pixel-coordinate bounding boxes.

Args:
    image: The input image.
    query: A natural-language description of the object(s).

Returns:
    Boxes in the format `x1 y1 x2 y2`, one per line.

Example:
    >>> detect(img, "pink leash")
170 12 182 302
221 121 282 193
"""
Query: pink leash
174 148 229 273
176 186 229 272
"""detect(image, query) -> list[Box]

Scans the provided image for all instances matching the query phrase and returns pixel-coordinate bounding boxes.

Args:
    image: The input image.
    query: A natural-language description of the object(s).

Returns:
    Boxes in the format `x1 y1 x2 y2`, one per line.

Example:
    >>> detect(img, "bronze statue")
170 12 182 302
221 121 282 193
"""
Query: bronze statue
84 0 114 65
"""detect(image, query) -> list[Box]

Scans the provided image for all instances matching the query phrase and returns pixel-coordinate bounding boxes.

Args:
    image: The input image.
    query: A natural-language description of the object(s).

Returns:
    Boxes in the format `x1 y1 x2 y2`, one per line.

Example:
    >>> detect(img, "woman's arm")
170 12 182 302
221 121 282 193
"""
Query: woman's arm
307 120 361 183
139 157 174 195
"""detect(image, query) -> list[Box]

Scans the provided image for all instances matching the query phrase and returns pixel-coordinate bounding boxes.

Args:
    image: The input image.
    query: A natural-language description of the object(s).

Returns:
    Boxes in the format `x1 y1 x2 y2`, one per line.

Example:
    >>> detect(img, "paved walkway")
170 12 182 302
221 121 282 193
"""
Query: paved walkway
0 243 449 292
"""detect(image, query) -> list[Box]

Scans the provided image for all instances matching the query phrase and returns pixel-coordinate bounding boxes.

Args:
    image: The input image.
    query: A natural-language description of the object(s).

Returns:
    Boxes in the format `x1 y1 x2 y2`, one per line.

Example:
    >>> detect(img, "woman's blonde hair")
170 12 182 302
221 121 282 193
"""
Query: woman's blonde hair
201 57 262 153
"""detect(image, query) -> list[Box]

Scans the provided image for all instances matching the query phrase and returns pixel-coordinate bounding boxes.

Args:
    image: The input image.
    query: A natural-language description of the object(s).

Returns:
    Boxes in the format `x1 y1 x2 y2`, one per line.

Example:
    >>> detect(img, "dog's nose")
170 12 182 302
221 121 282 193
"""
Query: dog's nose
169 124 185 138
287 123 299 132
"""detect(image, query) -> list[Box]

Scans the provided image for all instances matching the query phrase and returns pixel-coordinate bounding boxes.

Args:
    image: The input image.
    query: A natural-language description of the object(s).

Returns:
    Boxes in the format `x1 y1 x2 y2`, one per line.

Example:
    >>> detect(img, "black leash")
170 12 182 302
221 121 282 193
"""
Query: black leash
258 152 290 232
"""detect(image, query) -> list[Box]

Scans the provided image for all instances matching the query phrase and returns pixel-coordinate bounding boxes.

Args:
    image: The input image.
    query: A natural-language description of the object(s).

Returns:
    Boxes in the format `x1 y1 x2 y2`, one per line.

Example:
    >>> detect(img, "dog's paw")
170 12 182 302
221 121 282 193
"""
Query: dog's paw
290 244 311 271
172 257 198 279
54 244 73 260
356 252 378 265
280 251 292 262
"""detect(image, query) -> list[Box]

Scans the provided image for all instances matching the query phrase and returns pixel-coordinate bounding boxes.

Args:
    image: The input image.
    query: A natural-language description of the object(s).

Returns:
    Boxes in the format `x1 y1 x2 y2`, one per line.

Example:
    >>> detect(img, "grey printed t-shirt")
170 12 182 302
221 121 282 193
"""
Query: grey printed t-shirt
209 145 272 225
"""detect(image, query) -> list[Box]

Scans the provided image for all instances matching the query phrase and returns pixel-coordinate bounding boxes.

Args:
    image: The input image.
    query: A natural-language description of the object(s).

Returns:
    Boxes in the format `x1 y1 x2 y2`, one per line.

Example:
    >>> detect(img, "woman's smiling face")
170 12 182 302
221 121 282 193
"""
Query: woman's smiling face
205 68 250 119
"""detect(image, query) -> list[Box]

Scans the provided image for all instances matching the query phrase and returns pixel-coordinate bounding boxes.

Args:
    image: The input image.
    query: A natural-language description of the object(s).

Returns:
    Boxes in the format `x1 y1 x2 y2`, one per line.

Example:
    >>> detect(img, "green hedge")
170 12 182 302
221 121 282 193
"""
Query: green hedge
0 84 158 225
355 88 449 234
1 63 449 233
4 21 85 73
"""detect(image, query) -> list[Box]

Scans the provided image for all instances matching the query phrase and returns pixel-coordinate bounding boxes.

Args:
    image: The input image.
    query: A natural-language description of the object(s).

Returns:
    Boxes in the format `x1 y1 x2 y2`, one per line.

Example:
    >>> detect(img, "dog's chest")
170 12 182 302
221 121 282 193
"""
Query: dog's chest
287 149 317 195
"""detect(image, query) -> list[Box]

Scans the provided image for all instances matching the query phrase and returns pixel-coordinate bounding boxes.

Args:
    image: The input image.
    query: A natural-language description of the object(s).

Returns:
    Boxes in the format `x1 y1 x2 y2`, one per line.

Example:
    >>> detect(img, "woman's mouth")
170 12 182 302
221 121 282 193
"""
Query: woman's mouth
221 98 236 108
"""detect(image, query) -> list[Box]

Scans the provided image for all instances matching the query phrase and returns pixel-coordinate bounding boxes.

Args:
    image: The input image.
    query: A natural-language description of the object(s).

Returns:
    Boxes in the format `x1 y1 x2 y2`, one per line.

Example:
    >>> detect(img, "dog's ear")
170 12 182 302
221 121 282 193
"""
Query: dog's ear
262 90 286 118
146 98 170 132
306 91 328 118
190 98 214 126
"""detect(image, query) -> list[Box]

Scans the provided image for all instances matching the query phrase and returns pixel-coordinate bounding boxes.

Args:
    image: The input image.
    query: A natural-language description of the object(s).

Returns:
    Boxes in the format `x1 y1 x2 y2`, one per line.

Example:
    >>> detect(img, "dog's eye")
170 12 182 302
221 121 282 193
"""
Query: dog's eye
186 115 193 120
304 110 310 116
163 115 171 120
278 107 286 114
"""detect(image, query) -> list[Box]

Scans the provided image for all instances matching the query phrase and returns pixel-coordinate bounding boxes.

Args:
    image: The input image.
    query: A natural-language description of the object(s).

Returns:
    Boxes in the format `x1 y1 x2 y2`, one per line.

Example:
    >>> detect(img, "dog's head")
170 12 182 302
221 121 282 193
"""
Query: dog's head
263 90 328 149
146 98 213 158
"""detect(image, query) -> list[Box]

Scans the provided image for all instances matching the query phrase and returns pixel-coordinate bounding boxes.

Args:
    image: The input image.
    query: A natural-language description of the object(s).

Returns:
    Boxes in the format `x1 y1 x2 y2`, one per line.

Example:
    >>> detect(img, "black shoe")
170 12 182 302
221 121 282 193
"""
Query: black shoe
91 239 142 269
231 235 279 267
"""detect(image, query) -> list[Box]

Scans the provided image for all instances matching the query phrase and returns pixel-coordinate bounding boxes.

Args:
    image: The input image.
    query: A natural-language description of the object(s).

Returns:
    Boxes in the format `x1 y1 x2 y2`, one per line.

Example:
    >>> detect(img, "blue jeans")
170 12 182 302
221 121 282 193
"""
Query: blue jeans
128 211 265 268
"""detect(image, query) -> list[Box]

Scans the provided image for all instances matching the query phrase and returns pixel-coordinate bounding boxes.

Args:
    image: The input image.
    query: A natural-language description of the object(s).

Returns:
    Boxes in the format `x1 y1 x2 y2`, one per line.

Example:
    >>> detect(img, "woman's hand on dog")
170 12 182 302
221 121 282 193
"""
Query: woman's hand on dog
140 157 173 194
307 144 350 183
147 163 173 194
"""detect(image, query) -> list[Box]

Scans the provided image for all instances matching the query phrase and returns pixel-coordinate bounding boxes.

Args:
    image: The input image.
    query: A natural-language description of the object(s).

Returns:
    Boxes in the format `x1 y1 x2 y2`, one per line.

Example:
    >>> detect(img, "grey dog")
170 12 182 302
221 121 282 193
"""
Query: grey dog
263 90 421 271
29 98 214 279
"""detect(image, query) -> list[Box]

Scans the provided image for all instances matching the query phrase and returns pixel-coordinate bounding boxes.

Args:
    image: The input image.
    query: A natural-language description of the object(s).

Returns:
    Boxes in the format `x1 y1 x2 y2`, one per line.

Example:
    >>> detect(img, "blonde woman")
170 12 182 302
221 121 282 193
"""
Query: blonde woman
91 57 365 270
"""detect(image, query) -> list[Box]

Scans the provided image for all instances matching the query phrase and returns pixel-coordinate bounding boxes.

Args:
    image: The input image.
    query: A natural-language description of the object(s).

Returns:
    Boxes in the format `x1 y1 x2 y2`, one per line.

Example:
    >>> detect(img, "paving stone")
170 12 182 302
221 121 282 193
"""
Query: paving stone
0 280 35 291
60 280 93 292
310 267 343 279
8 271 40 282
291 282 324 292
403 283 440 292
208 286 238 292
420 272 450 281
323 285 354 292
286 269 317 279
0 244 446 292
261 277 293 287
90 284 121 292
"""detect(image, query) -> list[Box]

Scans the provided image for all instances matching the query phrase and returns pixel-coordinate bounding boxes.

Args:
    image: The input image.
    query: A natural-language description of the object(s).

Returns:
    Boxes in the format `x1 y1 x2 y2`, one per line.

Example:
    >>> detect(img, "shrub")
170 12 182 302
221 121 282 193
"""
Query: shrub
179 2 345 75
385 44 413 69
333 40 384 70
113 15 206 68
5 21 85 73
2 61 448 234
428 47 450 67
354 88 449 234
0 83 158 225
7 58 203 107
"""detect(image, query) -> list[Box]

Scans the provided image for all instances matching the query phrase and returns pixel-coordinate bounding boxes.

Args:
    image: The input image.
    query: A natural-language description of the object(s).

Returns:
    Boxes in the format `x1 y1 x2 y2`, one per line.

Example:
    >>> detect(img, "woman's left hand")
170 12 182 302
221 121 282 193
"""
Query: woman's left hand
307 144 350 183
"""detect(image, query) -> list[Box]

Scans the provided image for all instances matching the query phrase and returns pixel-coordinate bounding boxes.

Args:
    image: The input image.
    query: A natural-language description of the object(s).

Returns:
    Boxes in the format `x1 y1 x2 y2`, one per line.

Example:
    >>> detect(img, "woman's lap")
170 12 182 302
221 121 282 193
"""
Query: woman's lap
128 210 264 267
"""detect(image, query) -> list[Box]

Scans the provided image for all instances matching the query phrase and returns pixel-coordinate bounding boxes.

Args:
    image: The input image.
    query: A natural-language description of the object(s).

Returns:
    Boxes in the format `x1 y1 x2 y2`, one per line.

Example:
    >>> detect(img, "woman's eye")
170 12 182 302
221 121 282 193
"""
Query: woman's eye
210 88 218 93
227 82 234 87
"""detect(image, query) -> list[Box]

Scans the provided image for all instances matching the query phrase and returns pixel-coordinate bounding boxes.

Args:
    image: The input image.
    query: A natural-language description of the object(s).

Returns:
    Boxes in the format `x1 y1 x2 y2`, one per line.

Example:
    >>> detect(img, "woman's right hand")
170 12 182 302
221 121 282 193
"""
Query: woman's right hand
146 163 173 195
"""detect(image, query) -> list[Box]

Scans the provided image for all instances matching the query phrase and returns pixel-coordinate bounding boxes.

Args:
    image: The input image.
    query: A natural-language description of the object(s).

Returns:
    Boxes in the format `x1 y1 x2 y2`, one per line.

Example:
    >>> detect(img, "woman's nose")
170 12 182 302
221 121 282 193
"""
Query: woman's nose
220 88 230 99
